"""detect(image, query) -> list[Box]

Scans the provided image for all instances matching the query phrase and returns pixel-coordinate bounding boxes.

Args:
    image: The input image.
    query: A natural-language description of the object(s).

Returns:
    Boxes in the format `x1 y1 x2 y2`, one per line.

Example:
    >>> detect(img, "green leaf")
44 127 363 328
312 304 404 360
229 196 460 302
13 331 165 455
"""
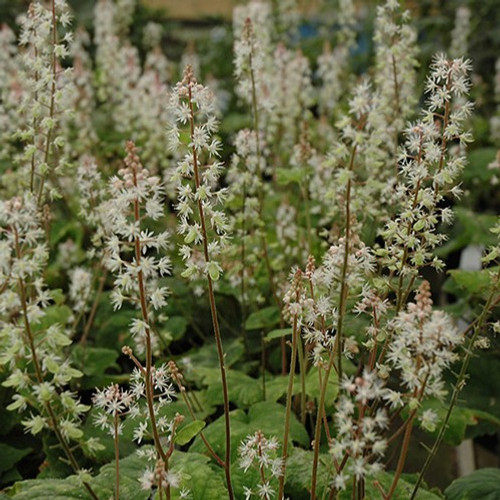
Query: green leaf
49 220 84 248
415 399 493 446
197 367 263 407
90 448 152 500
264 374 298 402
245 306 280 330
276 168 306 186
445 468 500 500
207 262 220 281
190 401 308 462
92 292 137 349
49 289 66 306
436 208 497 257
0 444 31 474
175 420 206 446
32 305 72 333
7 478 84 499
264 367 339 404
71 346 122 389
81 409 135 462
445 268 498 298
456 350 500 437
264 328 292 342
156 390 217 422
305 367 339 405
183 338 244 370
170 451 227 499
337 471 442 500
284 448 331 498
162 316 188 342
464 148 498 184
230 460 267 499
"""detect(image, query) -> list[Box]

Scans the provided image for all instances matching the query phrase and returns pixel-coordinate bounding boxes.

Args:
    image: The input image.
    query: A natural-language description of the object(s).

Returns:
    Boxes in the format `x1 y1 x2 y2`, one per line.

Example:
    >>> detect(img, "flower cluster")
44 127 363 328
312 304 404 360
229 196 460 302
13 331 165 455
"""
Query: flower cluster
450 6 471 59
288 232 375 367
101 141 171 350
387 281 463 401
316 0 356 121
373 0 419 144
379 55 473 281
233 15 271 108
0 24 20 164
168 65 230 282
94 0 171 173
330 371 388 490
225 129 267 303
239 431 283 500
15 0 74 200
0 193 89 443
93 383 134 437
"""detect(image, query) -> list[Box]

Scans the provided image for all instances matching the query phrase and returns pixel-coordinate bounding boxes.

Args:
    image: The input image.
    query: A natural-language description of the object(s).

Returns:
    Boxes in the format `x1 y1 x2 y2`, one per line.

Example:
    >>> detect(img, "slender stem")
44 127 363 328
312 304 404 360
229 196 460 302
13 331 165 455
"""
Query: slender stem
131 172 166 464
30 41 39 193
177 387 225 467
310 354 335 500
80 266 107 346
311 141 358 500
164 417 181 500
114 412 120 500
297 334 307 425
278 301 300 499
240 180 248 346
261 334 267 400
37 0 58 208
188 83 234 500
386 410 416 499
249 41 287 374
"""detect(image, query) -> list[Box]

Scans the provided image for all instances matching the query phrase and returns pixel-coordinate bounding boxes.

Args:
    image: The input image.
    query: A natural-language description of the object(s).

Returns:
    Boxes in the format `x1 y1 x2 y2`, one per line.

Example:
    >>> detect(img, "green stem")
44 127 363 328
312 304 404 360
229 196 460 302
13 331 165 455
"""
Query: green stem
188 83 234 500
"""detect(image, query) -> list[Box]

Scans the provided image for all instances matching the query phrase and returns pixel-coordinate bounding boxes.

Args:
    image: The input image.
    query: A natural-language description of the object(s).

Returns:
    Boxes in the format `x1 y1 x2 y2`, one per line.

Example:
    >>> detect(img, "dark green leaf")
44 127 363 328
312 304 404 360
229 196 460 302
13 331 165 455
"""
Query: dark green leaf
197 367 263 407
264 328 292 342
0 444 31 473
446 268 497 297
445 468 500 500
245 307 280 330
162 316 188 342
190 401 308 462
71 346 122 389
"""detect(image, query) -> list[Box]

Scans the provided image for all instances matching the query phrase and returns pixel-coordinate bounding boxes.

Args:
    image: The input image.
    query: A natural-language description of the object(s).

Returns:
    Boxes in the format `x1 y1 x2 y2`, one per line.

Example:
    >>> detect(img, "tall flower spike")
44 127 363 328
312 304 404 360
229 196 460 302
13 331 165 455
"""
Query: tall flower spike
168 65 235 499
0 193 98 499
169 65 230 282
15 0 73 202
379 55 473 287
99 143 178 497
101 141 171 353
